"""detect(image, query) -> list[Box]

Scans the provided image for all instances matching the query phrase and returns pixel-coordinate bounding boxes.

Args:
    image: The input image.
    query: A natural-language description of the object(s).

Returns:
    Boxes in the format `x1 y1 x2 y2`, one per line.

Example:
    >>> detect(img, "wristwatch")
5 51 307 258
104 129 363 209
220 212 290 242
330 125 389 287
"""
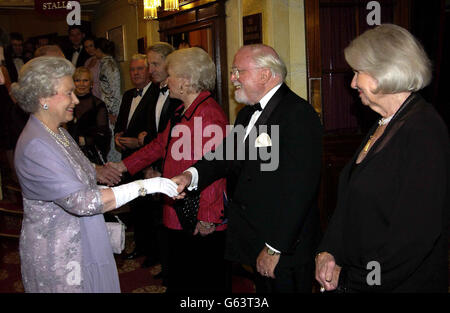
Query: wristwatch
267 247 280 256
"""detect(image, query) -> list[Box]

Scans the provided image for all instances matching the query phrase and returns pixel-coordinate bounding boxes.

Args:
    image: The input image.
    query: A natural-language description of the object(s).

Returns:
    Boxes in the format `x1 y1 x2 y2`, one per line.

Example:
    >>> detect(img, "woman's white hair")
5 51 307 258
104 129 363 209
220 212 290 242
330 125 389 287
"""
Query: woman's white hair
11 56 75 113
344 24 432 94
165 47 216 93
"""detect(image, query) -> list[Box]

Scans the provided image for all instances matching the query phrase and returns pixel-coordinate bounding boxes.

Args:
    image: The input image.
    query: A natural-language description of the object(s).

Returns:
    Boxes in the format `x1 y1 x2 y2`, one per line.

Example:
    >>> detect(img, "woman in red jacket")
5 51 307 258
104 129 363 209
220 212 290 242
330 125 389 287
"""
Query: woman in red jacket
110 47 229 293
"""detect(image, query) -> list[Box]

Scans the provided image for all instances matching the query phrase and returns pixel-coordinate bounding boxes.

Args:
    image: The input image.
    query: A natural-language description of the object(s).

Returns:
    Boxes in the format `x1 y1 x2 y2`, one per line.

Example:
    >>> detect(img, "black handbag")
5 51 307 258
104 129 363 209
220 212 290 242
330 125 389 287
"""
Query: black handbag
162 96 212 234
173 190 200 234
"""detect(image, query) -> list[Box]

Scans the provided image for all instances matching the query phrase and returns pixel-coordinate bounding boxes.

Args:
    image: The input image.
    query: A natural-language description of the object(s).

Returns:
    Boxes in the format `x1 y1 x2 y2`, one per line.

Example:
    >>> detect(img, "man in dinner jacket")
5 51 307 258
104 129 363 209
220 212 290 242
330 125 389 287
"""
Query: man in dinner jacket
172 44 323 293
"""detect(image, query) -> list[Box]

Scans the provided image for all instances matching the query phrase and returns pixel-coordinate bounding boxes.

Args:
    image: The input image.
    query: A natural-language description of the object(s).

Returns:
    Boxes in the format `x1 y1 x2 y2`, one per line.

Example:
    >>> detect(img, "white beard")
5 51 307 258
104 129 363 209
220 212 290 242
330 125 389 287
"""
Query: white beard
234 88 251 105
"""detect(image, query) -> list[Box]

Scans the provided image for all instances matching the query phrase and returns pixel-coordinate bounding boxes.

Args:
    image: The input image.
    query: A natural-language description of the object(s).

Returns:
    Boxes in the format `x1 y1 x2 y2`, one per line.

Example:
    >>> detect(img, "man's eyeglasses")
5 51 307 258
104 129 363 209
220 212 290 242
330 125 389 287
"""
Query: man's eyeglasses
230 67 263 79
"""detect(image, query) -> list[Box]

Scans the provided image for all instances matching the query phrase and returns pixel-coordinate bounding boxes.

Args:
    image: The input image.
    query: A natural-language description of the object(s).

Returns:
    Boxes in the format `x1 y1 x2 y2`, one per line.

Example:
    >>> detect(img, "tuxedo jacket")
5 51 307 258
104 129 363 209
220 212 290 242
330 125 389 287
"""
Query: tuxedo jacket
194 83 323 269
4 54 20 83
143 93 181 144
114 83 159 159
64 46 90 68
318 93 449 292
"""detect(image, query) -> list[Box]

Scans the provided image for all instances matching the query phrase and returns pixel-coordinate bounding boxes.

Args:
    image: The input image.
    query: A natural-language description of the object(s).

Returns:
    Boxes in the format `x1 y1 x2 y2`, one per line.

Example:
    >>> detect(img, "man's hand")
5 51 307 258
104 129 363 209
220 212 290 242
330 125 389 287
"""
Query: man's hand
118 137 140 149
114 132 125 150
171 171 192 199
95 164 122 186
256 247 280 279
315 252 341 292
138 131 148 147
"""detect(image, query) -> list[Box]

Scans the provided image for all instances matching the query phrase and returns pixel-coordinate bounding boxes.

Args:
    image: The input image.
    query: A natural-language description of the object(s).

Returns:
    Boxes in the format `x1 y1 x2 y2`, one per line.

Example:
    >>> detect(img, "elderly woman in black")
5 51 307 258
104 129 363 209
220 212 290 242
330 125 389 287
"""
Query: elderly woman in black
315 24 449 292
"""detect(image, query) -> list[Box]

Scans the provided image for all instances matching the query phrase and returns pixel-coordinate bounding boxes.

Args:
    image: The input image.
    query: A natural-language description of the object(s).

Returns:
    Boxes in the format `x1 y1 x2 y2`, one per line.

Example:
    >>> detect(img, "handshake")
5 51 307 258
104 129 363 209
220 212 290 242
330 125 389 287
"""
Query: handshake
99 161 194 200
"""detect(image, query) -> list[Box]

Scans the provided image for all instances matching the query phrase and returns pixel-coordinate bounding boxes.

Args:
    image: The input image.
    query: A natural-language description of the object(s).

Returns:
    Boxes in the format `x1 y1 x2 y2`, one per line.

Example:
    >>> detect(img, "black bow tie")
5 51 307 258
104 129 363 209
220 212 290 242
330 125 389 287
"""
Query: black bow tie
249 102 262 113
73 47 81 54
134 89 143 97
240 103 262 127
160 85 169 94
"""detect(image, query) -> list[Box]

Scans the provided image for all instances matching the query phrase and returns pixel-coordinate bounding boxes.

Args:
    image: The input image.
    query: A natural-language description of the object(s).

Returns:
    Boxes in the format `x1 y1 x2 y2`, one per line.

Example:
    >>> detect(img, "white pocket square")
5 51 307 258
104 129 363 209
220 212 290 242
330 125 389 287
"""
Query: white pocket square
255 132 272 147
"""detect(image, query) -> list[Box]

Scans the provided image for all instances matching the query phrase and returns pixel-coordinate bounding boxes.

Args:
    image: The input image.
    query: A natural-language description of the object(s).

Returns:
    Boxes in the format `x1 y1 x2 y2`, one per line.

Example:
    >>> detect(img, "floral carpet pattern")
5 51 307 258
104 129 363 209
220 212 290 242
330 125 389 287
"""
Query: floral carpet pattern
0 233 255 293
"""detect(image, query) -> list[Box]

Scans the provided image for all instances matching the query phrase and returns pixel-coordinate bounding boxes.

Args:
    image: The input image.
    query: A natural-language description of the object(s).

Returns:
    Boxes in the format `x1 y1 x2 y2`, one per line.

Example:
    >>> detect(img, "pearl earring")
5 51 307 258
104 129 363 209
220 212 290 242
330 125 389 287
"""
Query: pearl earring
42 103 49 110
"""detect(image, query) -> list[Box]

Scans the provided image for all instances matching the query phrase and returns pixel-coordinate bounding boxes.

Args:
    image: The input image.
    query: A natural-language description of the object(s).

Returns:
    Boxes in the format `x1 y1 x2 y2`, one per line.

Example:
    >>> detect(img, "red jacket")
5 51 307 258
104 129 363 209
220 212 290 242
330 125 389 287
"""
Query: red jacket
123 91 228 230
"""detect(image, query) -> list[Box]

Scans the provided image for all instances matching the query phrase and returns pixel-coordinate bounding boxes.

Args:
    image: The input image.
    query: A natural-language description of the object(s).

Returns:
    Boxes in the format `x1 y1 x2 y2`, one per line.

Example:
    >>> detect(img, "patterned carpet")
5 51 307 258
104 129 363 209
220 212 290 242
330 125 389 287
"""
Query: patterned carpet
0 233 256 293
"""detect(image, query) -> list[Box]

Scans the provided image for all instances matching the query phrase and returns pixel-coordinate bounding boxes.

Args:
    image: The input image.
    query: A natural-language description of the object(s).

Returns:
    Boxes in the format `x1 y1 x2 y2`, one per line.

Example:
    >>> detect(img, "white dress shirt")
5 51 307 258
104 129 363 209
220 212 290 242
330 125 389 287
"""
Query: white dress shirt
127 82 152 128
155 86 169 131
71 47 82 66
186 83 283 253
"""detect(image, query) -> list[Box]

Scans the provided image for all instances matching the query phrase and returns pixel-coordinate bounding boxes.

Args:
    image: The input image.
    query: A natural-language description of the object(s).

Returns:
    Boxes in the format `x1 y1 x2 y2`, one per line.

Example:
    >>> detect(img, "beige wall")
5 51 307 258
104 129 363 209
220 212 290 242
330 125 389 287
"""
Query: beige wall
92 0 139 92
226 0 308 123
92 0 162 92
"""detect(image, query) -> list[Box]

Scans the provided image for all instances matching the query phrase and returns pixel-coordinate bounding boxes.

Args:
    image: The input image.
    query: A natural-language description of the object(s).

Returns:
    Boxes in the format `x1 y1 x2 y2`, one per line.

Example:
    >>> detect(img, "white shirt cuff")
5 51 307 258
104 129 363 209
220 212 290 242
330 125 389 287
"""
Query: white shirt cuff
265 243 281 254
185 167 199 191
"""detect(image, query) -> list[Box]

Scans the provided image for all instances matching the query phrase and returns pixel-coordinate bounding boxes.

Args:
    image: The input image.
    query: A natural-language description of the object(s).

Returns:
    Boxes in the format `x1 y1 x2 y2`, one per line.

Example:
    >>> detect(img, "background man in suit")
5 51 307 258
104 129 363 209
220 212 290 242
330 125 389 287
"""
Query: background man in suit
114 54 160 266
172 44 323 293
64 25 90 68
138 42 180 148
4 32 24 83
136 42 180 282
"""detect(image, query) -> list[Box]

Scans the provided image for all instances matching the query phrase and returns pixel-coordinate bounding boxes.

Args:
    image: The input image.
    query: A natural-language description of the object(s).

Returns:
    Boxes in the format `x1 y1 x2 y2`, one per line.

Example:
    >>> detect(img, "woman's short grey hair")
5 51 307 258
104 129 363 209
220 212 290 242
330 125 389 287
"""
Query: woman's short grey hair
244 44 287 81
11 56 75 113
165 47 216 93
344 24 432 94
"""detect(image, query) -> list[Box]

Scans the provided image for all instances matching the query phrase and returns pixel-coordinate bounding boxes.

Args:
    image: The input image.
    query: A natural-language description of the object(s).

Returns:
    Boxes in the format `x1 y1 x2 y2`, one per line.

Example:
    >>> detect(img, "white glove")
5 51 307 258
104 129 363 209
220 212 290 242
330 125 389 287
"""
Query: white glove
111 177 178 209
141 177 179 197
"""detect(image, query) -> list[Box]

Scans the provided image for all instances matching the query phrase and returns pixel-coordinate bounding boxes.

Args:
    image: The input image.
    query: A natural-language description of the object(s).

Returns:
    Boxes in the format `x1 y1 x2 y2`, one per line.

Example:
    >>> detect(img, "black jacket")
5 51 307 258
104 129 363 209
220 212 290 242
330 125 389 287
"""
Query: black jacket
114 83 159 159
319 93 449 292
64 46 90 68
194 83 323 269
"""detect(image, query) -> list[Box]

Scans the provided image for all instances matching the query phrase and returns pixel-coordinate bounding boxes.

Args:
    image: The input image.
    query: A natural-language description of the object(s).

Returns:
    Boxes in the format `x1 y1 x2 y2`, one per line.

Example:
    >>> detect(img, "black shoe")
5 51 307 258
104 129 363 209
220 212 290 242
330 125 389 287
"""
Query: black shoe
141 257 159 268
122 250 144 260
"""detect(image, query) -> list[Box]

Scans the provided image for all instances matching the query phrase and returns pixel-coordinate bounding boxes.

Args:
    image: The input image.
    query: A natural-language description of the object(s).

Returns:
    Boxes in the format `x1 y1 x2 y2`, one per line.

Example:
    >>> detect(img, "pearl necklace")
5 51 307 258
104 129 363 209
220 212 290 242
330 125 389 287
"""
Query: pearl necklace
41 121 70 147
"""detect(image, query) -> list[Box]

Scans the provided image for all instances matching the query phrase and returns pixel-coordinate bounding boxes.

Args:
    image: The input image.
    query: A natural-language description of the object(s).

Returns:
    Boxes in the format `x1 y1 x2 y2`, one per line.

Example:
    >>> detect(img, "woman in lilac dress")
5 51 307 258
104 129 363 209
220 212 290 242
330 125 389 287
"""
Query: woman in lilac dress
11 56 178 293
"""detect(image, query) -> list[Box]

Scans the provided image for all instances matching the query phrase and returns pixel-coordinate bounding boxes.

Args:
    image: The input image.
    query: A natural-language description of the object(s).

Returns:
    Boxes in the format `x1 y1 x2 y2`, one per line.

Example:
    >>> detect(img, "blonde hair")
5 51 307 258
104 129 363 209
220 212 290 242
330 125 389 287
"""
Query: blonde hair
344 24 432 94
73 66 92 81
